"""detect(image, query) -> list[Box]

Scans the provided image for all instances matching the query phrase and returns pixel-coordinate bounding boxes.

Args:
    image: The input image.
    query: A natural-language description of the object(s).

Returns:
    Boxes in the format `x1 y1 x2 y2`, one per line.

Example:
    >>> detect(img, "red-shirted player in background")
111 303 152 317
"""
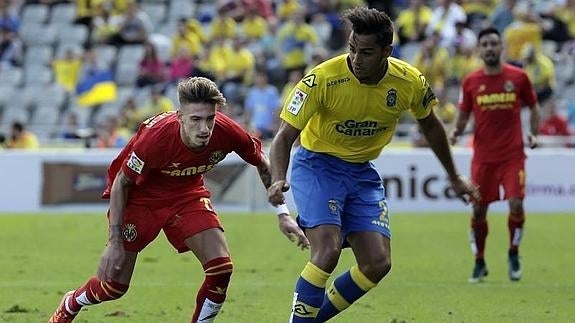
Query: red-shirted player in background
450 27 540 283
49 77 309 323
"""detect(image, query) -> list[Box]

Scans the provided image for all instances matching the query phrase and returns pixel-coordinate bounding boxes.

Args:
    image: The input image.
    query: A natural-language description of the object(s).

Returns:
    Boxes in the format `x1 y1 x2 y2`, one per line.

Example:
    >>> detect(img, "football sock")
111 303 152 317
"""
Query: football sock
315 265 377 322
289 262 330 322
67 277 129 314
508 212 525 252
470 218 488 260
191 256 233 323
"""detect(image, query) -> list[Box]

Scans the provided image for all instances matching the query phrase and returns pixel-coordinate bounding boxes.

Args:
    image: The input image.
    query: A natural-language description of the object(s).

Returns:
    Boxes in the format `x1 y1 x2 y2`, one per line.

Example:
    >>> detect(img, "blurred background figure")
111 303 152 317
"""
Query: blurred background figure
4 121 39 149
243 69 281 140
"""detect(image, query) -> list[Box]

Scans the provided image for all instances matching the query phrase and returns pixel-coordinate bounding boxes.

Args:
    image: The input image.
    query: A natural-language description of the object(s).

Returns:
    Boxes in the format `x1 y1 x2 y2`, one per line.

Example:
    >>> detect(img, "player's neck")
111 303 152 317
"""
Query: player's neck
483 63 503 75
364 60 389 85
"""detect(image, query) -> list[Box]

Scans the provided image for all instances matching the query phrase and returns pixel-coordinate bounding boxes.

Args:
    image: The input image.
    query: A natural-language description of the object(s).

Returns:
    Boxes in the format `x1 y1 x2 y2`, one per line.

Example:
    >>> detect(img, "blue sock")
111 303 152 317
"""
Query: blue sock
316 265 377 322
289 262 330 322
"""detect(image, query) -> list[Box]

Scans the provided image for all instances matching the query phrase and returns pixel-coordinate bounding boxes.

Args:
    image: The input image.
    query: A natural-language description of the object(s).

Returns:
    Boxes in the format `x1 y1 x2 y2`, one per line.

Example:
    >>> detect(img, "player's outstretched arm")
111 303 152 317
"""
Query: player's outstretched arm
450 110 471 145
267 121 300 206
527 103 540 149
98 170 133 282
256 153 310 250
417 111 480 203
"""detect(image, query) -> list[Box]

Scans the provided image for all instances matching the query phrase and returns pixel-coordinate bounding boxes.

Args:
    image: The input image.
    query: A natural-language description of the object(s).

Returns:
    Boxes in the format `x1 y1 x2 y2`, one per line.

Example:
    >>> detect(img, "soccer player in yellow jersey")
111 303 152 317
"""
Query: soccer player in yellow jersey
267 7 480 322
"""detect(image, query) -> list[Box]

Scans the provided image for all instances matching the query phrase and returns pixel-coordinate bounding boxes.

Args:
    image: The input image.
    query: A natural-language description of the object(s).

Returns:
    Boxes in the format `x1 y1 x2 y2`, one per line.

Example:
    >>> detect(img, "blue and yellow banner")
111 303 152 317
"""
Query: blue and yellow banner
76 70 117 107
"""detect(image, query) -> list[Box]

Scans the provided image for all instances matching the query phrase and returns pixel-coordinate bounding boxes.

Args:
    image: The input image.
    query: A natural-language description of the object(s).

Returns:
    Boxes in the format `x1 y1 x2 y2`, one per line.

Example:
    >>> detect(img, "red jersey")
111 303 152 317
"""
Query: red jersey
459 64 537 163
102 111 263 203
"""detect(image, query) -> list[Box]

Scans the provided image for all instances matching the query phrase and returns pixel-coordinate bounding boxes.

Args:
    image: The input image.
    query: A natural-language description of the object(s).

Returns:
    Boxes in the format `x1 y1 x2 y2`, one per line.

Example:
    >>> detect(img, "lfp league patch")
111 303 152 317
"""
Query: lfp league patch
126 151 145 174
287 89 308 115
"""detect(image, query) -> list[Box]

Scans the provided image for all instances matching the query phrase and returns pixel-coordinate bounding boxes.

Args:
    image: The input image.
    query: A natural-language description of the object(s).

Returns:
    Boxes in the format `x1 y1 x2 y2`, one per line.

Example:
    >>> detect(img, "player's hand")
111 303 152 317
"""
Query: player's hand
449 129 460 146
278 214 310 250
268 180 290 206
450 175 480 204
527 133 537 149
97 240 125 282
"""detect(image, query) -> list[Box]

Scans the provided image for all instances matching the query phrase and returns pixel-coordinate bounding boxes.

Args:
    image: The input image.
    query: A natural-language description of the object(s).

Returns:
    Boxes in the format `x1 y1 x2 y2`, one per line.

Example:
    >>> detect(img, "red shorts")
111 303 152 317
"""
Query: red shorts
108 197 222 253
471 158 526 205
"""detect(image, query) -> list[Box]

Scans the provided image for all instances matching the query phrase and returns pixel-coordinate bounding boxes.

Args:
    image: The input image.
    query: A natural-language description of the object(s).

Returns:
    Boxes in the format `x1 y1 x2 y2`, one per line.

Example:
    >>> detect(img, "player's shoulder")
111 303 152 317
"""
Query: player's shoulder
214 111 247 136
386 57 426 85
305 54 349 84
135 112 179 148
503 63 528 77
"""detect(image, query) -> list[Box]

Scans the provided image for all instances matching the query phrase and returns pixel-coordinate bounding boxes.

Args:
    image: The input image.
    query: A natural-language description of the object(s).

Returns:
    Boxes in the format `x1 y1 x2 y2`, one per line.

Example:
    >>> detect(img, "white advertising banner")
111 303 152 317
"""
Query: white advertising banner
0 149 573 213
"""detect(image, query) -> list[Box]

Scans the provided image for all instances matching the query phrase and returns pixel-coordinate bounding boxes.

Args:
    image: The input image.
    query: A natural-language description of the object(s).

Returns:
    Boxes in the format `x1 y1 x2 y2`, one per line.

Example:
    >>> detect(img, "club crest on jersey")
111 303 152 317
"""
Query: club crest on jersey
302 74 317 88
126 151 144 174
209 150 225 163
122 224 137 242
328 199 338 215
504 80 514 92
287 89 307 115
386 89 397 107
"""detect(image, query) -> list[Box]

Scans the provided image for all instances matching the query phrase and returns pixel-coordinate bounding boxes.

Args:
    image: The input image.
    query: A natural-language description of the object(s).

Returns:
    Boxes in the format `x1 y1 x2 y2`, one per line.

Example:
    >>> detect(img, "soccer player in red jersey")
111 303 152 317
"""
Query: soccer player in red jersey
48 77 309 323
450 27 540 283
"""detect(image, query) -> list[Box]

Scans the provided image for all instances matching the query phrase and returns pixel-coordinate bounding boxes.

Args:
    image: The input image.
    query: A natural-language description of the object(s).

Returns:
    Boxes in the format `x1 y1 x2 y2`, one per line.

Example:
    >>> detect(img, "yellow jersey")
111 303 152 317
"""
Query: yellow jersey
281 54 437 163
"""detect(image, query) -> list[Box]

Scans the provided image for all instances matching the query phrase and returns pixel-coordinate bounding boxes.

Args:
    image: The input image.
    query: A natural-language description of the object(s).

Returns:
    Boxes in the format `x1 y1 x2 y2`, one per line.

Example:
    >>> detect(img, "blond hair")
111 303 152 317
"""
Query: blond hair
177 77 227 107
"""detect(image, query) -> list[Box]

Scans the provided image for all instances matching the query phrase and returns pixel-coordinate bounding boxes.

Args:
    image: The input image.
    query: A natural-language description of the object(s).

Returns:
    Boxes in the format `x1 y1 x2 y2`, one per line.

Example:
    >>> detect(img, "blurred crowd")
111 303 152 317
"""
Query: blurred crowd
1 0 575 150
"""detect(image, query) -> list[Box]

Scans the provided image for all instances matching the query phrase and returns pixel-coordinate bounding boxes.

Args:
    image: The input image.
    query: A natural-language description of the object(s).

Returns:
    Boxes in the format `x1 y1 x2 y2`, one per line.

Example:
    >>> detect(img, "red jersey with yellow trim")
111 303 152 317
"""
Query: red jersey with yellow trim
459 64 537 163
102 111 263 202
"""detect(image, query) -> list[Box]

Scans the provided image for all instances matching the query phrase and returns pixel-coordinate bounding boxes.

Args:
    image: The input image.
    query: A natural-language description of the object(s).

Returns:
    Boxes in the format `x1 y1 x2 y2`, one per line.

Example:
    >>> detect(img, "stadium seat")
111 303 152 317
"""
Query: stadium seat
92 45 118 68
55 43 84 59
24 45 54 67
0 68 23 87
141 3 167 26
55 24 89 46
21 4 49 24
2 104 31 125
23 85 67 111
167 0 196 21
29 104 60 130
117 45 145 65
115 64 139 86
49 3 76 25
23 64 53 86
92 102 122 125
156 21 178 37
20 23 57 46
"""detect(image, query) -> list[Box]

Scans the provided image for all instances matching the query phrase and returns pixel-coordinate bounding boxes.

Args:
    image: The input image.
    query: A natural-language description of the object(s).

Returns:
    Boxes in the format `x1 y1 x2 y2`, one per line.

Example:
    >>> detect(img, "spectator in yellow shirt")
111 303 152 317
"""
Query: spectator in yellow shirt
521 43 556 105
4 121 39 149
396 0 433 45
52 47 82 93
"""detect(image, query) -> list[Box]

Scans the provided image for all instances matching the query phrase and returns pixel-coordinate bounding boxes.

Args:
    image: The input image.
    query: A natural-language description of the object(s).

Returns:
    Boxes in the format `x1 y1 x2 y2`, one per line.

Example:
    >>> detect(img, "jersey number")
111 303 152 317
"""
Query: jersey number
200 197 213 211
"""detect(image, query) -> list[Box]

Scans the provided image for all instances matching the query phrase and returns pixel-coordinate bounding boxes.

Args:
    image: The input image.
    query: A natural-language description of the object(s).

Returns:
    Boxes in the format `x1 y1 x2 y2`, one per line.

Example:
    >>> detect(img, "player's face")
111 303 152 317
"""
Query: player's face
348 31 391 83
478 33 502 67
178 102 217 150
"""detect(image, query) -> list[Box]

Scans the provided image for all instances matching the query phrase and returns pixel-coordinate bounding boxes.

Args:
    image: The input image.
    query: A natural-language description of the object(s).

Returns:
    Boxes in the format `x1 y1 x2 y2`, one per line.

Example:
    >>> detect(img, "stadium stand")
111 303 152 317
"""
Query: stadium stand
0 0 574 149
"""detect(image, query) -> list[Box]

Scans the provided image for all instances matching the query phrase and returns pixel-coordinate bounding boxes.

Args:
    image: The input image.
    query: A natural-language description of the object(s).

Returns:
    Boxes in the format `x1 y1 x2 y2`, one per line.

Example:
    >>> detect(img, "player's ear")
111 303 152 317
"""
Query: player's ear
383 44 393 58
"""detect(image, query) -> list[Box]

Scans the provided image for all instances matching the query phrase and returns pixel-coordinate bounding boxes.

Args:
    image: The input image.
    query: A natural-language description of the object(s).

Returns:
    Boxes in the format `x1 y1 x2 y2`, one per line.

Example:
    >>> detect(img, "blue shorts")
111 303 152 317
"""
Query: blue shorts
290 147 391 240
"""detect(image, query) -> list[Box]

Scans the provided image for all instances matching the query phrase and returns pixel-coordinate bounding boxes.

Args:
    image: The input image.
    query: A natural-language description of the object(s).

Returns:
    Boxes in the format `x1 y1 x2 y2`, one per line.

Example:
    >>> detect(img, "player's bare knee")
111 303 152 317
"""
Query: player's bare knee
311 246 341 272
509 199 523 215
473 205 488 220
360 255 391 282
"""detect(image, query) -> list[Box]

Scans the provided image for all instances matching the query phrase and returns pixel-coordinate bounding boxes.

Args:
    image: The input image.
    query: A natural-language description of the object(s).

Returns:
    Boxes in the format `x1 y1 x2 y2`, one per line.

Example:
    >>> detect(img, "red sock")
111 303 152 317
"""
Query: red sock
471 218 488 260
191 257 233 323
68 277 129 313
508 212 525 252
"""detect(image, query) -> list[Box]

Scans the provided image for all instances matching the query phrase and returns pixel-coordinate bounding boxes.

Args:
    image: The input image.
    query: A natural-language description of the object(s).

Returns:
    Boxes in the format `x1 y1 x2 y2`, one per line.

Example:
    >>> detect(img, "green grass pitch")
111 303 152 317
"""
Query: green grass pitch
1 212 574 322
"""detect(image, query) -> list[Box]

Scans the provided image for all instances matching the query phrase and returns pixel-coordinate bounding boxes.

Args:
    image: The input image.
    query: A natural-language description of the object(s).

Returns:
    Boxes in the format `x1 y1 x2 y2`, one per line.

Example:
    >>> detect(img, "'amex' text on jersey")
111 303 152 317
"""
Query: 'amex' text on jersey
161 164 215 176
335 120 386 136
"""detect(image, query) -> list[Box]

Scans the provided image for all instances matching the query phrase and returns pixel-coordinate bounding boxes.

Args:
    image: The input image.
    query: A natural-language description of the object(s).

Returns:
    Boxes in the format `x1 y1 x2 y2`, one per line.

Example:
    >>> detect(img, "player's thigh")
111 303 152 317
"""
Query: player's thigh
472 161 501 204
501 158 526 200
290 150 346 228
343 168 391 240
112 205 165 252
184 228 230 264
163 197 224 254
